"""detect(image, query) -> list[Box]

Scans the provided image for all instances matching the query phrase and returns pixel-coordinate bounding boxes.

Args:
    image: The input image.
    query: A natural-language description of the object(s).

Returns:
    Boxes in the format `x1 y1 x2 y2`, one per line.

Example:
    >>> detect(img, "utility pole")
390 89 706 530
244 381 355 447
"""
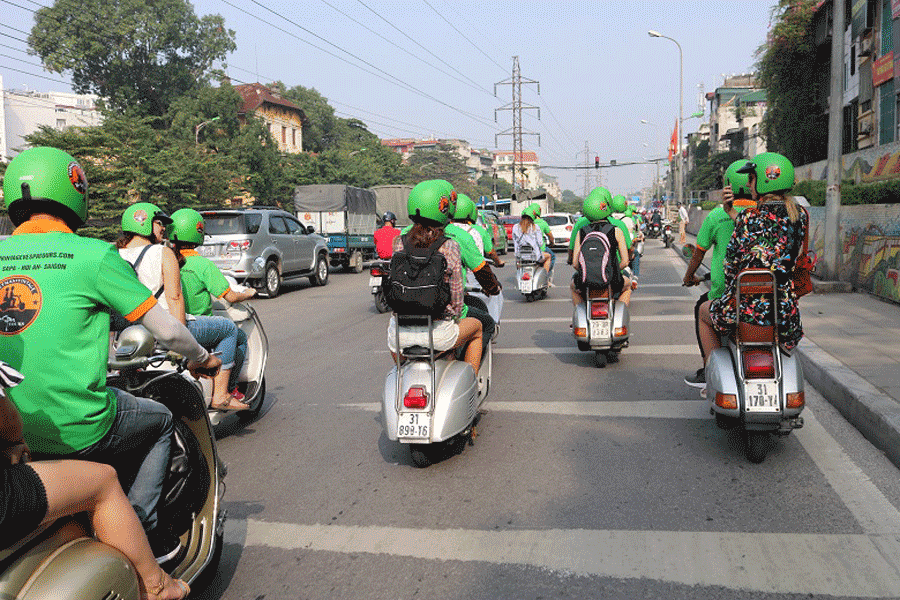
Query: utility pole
576 141 594 197
495 56 540 194
823 0 845 280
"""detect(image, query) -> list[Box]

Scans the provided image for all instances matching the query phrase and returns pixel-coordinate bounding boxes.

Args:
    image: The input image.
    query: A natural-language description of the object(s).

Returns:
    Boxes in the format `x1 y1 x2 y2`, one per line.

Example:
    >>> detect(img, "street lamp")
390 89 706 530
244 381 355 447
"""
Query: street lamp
195 116 221 145
648 29 683 209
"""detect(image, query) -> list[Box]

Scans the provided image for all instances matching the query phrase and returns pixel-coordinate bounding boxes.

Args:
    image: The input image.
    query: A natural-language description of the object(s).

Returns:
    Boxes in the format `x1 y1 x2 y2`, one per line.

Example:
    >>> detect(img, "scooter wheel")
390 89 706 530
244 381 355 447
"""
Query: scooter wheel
607 351 620 364
745 431 769 464
410 444 435 468
375 290 391 313
594 351 607 368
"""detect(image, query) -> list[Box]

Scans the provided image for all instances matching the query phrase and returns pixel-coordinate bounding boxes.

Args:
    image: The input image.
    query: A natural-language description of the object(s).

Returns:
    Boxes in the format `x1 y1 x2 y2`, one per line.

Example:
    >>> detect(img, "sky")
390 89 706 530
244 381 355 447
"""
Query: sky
1 0 777 196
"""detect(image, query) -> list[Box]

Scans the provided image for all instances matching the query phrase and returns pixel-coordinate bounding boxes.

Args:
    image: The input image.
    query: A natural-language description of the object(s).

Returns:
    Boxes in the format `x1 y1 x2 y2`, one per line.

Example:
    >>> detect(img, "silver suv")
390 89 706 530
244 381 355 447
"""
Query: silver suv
199 207 330 298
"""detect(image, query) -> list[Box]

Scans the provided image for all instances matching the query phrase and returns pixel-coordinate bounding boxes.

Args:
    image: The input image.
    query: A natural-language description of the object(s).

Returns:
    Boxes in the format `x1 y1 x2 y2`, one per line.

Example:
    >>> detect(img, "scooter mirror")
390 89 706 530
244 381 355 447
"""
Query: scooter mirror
682 243 696 258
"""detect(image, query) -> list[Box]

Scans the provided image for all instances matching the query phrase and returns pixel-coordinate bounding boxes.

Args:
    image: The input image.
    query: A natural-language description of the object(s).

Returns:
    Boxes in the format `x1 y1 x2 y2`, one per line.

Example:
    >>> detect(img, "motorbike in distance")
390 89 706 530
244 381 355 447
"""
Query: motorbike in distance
515 244 549 302
370 259 391 313
0 326 226 599
662 221 674 248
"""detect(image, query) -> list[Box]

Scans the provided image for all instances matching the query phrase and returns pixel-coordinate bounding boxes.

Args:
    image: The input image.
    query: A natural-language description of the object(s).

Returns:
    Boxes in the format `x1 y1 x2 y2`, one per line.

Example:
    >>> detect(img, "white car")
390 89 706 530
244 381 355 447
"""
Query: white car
542 213 576 250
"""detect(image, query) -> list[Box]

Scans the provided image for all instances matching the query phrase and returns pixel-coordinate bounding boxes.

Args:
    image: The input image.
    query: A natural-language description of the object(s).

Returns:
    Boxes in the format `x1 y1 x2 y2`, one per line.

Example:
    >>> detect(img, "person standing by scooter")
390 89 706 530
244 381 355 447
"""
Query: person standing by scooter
682 160 757 388
678 202 690 245
0 147 220 560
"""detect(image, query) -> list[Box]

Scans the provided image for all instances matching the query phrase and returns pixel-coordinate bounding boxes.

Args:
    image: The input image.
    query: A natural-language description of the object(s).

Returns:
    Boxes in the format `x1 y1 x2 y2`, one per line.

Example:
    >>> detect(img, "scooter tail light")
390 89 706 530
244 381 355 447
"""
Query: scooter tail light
590 301 608 319
371 267 385 276
786 391 805 409
743 349 775 379
715 392 738 410
403 386 429 409
522 272 531 280
614 326 628 337
573 327 587 337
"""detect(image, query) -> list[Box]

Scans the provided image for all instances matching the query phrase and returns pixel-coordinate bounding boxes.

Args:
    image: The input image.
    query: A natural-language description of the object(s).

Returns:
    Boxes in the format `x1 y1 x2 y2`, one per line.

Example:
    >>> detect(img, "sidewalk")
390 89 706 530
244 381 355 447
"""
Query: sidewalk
678 233 900 467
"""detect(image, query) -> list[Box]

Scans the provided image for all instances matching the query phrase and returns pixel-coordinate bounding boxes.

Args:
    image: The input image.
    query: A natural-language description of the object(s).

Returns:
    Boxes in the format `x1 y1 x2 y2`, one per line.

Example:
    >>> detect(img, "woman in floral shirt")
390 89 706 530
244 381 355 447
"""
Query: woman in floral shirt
698 153 808 358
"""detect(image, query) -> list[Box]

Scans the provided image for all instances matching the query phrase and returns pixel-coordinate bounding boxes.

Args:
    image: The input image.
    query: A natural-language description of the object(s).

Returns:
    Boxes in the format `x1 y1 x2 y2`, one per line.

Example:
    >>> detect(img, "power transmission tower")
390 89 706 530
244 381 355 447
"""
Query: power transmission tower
495 56 540 194
576 142 593 197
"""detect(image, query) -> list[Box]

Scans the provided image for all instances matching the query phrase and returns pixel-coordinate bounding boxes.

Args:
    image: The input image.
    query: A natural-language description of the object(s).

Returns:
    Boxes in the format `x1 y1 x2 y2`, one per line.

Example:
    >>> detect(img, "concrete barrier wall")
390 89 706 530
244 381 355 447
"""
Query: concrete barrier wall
680 203 900 304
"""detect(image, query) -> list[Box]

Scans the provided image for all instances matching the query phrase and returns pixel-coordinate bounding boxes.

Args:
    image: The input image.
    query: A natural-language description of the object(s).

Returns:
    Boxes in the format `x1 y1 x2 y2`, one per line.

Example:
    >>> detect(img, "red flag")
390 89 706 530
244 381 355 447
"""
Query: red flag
667 119 678 161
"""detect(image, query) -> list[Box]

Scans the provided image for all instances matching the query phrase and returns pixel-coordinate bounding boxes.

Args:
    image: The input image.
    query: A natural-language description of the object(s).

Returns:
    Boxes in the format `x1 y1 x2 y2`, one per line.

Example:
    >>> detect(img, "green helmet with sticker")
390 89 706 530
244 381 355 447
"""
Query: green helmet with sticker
736 152 794 195
724 159 753 199
407 179 456 226
3 146 88 229
167 208 206 245
583 187 613 222
121 202 172 236
454 193 478 222
528 202 542 217
521 204 540 221
611 194 628 213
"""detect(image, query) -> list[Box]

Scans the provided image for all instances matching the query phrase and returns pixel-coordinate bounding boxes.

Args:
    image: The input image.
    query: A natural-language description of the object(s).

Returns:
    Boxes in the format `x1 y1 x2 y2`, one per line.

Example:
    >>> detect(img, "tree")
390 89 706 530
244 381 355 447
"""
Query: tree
756 0 829 166
29 0 236 117
404 146 470 188
686 149 744 192
273 83 338 153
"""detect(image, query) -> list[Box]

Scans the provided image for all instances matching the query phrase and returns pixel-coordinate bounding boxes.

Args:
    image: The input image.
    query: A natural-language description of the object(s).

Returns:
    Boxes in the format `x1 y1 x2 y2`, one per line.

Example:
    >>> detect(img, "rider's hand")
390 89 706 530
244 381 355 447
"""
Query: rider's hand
722 185 734 204
188 354 222 379
1 440 31 465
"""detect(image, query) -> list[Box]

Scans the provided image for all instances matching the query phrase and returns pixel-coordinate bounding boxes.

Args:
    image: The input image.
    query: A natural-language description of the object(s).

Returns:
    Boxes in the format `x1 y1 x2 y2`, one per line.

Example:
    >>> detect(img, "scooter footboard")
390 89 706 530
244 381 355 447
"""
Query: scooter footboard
383 359 477 443
706 347 740 418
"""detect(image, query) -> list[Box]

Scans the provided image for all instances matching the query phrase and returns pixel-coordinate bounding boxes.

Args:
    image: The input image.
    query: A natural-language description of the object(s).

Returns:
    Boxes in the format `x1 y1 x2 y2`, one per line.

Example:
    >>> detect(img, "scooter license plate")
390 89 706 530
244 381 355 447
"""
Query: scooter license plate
590 319 610 339
744 382 779 412
397 412 430 439
518 277 532 293
369 276 382 288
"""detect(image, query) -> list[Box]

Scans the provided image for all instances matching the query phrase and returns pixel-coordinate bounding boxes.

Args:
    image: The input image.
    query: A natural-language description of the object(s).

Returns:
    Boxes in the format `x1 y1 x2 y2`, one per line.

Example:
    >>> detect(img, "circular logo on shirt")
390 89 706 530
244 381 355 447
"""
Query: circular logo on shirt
765 165 781 181
0 276 42 335
68 162 87 195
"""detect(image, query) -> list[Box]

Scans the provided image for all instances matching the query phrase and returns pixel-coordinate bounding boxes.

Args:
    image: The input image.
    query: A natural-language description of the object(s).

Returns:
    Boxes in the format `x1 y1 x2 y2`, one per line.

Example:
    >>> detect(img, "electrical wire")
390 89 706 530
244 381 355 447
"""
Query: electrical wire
317 0 493 98
0 63 68 84
420 0 506 73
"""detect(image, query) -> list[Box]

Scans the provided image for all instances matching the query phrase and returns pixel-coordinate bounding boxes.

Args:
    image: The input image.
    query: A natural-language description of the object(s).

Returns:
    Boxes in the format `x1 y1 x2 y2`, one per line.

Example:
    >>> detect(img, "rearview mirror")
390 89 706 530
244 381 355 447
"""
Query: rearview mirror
306 225 316 234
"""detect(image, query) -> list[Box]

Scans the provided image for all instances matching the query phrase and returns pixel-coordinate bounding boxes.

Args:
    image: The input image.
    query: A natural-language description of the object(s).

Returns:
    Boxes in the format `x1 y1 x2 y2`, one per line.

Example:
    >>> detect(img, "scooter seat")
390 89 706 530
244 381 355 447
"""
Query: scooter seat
736 322 776 344
402 345 432 358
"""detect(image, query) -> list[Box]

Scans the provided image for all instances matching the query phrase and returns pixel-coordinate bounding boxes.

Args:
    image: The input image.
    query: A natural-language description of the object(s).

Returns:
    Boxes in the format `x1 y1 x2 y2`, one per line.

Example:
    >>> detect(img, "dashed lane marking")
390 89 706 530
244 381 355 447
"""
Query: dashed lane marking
493 345 698 355
501 316 694 323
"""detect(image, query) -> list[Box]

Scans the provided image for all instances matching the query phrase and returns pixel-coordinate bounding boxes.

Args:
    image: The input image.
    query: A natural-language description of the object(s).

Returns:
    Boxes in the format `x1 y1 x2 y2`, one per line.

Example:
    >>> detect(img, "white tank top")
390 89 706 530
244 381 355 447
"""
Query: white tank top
118 244 169 311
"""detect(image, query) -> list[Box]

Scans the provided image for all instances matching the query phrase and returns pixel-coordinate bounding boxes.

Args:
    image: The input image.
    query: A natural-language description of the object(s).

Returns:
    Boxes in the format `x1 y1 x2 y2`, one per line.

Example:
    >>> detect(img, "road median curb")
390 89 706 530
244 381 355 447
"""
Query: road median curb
796 338 900 467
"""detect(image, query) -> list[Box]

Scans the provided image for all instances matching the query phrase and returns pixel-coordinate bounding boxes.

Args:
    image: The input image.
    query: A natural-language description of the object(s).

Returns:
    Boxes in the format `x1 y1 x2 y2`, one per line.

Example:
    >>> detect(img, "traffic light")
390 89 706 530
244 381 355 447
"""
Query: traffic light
594 156 599 169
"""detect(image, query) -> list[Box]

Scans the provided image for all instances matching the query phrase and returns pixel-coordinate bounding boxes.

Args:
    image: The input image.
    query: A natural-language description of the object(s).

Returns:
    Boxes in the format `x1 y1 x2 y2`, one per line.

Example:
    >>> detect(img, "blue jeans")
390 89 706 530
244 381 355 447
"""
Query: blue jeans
632 248 642 277
545 247 556 275
65 388 172 532
186 316 247 391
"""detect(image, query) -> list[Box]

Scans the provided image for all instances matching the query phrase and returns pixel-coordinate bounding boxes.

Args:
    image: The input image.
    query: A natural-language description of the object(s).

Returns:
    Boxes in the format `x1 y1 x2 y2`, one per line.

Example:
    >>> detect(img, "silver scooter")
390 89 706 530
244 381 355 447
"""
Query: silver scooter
706 269 805 463
202 299 268 425
383 314 492 468
0 327 226 599
516 246 549 302
572 281 630 368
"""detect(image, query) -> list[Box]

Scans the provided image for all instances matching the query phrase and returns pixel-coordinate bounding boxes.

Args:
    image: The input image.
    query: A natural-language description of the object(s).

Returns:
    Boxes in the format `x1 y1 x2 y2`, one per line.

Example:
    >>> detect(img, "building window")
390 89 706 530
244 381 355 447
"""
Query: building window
880 79 895 144
292 128 296 147
56 118 66 129
282 126 286 144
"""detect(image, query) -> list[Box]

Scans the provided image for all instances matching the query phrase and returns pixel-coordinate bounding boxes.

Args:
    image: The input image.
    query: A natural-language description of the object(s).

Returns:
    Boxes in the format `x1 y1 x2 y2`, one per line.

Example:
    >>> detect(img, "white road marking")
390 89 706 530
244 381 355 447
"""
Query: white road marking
231 519 900 597
537 296 696 302
493 345 697 355
502 316 694 323
798 410 900 534
338 400 708 417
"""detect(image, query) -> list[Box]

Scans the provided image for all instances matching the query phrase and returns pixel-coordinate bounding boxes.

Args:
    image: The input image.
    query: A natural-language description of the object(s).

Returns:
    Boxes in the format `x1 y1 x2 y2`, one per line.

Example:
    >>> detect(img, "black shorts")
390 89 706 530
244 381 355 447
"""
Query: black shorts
1 463 48 549
573 269 625 295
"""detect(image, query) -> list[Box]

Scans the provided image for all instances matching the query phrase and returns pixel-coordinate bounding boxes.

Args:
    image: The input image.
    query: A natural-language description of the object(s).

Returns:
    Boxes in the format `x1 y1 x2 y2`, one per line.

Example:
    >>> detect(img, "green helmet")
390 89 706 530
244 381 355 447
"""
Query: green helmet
583 187 613 222
737 152 794 195
407 179 456 226
522 204 540 220
724 159 753 199
167 208 206 245
121 202 172 236
454 193 478 222
625 205 634 216
3 146 88 229
611 194 628 213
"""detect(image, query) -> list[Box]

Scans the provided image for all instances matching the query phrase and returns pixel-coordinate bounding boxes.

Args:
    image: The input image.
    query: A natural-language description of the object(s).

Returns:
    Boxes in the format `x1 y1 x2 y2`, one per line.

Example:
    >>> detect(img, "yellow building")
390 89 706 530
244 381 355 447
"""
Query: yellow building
234 83 307 154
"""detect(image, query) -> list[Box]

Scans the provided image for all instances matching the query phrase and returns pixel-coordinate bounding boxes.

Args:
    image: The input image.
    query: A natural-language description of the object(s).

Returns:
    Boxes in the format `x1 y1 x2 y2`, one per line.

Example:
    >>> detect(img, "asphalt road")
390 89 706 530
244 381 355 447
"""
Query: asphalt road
197 241 900 600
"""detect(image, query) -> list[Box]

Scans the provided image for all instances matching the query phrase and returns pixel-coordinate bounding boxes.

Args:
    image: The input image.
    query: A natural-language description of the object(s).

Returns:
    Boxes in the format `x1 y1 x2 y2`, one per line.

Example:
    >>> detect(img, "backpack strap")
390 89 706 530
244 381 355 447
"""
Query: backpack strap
127 244 165 299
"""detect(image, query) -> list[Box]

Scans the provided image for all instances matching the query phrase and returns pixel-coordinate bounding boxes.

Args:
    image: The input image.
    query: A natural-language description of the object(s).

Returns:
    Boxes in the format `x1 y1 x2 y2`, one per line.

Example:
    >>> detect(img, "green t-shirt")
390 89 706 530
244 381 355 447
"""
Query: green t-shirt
535 217 551 250
696 204 752 299
0 230 155 453
471 223 494 254
181 252 230 316
570 216 633 256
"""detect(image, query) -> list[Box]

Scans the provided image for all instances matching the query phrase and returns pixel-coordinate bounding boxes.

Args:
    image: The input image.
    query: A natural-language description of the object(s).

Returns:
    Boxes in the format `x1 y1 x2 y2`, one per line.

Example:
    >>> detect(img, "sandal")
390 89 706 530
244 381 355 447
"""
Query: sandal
143 573 190 600
210 394 250 412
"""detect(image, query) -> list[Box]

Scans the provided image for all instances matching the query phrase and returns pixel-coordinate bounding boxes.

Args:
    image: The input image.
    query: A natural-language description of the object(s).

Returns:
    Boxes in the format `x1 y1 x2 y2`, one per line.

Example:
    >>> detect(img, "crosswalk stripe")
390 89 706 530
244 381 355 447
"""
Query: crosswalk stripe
337 400 707 417
231 519 900 597
532 296 697 302
493 345 697 355
501 316 694 323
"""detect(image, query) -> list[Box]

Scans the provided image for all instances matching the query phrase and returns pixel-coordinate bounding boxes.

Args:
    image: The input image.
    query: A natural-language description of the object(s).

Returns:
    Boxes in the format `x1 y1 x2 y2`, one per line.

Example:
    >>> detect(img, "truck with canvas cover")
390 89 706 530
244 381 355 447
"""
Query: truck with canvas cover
294 184 377 272
373 184 414 228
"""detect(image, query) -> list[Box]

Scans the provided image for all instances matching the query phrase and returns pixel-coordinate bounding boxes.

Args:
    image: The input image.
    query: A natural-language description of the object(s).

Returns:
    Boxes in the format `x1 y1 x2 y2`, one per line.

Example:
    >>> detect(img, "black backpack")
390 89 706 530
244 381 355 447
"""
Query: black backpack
386 234 451 318
577 221 616 290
